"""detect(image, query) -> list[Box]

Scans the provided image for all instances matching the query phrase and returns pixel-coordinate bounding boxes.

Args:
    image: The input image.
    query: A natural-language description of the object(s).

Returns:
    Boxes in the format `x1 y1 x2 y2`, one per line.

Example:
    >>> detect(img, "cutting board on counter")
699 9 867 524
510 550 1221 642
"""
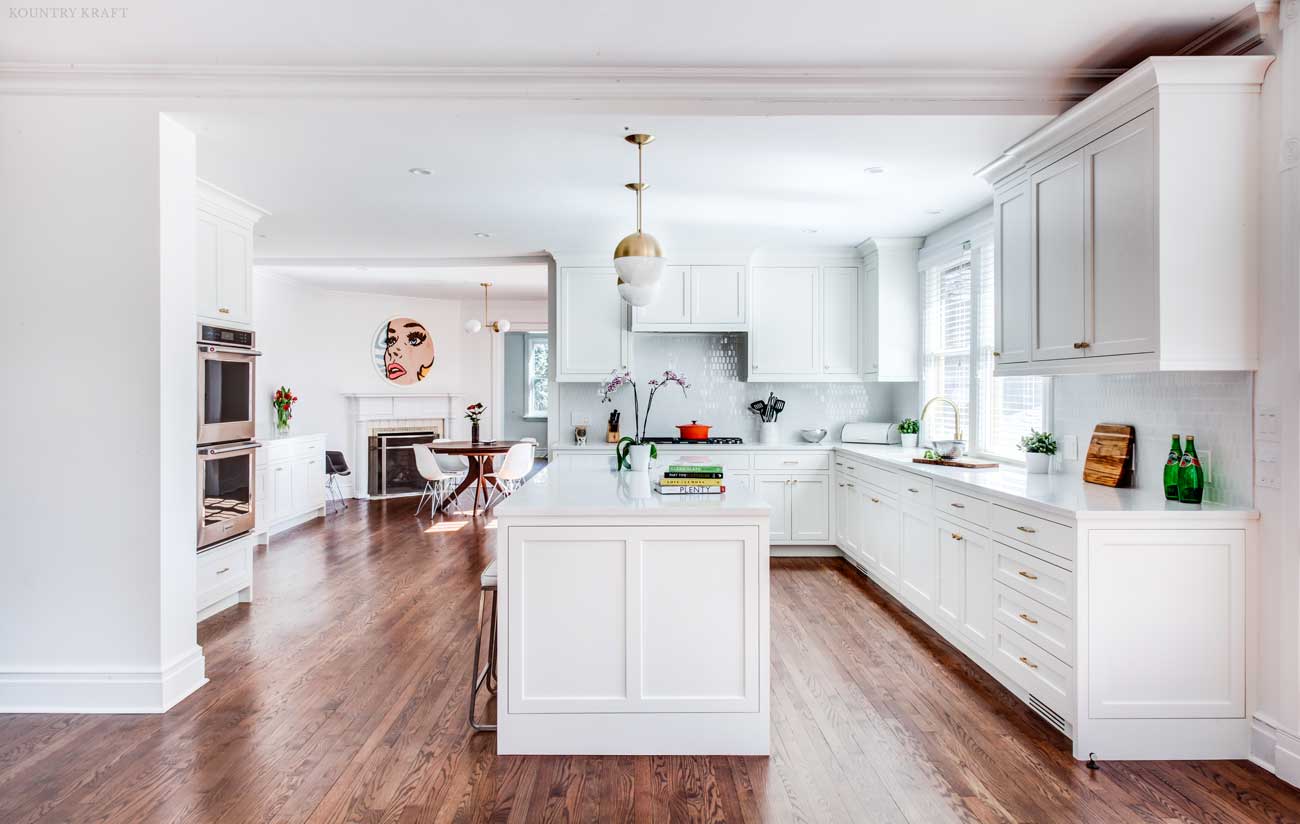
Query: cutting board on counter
912 457 999 469
1083 423 1135 487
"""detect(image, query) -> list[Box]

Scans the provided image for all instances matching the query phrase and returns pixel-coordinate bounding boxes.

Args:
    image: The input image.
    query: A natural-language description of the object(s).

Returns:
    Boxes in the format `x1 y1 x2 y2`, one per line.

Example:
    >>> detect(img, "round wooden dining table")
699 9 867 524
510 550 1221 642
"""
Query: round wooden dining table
427 440 528 516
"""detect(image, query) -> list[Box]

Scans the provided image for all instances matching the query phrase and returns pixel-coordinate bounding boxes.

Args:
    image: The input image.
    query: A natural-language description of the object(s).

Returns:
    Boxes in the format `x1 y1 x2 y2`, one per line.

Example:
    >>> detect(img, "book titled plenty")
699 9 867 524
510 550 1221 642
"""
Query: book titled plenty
656 483 726 495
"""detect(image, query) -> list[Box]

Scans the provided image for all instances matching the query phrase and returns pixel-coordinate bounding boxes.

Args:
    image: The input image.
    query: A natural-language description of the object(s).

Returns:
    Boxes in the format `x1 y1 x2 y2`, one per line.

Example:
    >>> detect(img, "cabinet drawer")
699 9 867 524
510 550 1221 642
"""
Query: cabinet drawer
661 451 752 470
994 582 1073 665
992 624 1073 722
197 538 250 596
935 486 989 525
992 504 1074 561
993 542 1073 617
295 438 325 459
859 464 899 495
754 452 828 471
898 472 933 510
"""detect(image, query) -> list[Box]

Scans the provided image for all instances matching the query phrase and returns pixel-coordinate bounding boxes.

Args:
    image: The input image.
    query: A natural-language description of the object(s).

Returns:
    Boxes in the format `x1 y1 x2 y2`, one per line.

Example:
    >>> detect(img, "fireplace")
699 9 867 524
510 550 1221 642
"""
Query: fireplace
368 427 443 497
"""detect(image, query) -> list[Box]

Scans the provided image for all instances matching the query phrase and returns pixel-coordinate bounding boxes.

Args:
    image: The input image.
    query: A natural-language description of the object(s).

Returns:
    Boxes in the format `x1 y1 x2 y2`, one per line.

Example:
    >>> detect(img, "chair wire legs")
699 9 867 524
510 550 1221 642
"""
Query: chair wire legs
469 587 498 731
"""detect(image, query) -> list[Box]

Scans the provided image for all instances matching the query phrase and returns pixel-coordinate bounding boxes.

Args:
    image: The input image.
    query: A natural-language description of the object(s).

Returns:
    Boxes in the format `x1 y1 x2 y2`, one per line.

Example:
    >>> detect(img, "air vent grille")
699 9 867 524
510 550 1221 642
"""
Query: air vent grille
1027 694 1067 733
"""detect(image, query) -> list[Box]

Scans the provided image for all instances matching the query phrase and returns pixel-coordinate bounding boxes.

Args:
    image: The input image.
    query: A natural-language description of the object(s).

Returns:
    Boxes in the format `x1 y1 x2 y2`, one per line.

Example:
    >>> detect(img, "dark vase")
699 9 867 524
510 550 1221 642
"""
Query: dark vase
471 421 481 444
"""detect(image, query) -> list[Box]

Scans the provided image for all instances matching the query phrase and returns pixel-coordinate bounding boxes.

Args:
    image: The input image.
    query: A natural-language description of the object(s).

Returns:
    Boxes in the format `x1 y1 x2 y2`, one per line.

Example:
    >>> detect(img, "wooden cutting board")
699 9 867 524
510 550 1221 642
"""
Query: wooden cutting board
912 457 999 469
1084 424 1135 487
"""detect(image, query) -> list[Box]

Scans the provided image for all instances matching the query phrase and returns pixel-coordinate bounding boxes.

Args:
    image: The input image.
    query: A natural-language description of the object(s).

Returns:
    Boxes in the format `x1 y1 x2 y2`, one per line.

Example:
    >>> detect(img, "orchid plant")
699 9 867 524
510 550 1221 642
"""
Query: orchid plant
599 368 691 468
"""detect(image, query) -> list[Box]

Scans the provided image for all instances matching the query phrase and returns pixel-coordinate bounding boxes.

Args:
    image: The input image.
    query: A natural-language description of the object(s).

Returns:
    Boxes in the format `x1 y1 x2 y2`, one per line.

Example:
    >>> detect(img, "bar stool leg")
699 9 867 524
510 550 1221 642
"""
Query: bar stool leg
469 585 497 732
487 589 498 694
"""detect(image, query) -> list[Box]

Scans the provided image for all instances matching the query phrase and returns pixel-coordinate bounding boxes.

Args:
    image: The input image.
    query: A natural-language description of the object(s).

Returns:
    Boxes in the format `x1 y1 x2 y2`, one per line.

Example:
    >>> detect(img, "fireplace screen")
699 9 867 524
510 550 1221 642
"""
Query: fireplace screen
368 430 442 496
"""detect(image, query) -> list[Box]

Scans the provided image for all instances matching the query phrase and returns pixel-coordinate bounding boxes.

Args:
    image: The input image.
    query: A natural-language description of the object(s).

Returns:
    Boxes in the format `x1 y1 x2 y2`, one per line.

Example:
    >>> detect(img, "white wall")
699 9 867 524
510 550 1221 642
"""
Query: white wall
253 273 547 473
0 100 203 711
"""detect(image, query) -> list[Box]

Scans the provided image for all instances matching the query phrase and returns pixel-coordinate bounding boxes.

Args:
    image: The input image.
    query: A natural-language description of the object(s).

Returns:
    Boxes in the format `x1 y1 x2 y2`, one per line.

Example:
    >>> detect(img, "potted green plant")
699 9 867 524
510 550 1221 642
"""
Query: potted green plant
1018 429 1058 474
898 417 920 449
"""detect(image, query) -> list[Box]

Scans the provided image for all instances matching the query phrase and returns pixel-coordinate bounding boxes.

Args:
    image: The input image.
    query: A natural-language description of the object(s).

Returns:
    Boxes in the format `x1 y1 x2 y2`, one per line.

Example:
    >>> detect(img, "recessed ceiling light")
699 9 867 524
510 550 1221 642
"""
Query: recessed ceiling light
473 232 492 239
864 165 886 174
925 208 943 215
256 233 267 239
408 167 433 176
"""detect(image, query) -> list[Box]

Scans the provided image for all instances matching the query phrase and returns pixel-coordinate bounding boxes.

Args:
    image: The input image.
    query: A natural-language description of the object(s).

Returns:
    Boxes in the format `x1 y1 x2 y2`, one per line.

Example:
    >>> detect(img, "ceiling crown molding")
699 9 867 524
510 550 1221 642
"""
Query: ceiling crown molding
1177 5 1268 55
0 63 1121 114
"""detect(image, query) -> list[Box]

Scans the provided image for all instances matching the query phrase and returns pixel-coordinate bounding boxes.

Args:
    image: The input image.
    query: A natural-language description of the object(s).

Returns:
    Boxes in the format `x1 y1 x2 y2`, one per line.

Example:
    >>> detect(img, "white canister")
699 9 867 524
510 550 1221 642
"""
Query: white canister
901 433 919 448
1025 452 1052 474
759 422 780 445
627 443 653 472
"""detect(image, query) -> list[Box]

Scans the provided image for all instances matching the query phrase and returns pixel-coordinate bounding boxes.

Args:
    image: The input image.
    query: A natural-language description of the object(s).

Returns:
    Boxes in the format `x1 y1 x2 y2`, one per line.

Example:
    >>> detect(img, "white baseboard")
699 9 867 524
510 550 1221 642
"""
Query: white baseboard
0 645 207 714
772 545 844 558
1251 714 1300 788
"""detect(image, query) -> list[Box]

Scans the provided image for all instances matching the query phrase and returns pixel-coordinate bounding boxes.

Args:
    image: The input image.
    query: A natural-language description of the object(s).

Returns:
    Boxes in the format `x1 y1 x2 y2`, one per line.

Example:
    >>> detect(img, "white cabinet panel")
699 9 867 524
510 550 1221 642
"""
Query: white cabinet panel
557 267 629 381
196 182 263 327
756 477 790 543
868 493 899 587
960 530 995 656
691 265 746 326
835 481 855 556
821 266 859 374
272 463 292 520
1086 111 1157 358
789 475 830 543
1031 150 1087 362
862 239 924 382
195 212 220 321
862 255 880 376
750 267 818 377
900 508 936 616
994 182 1032 365
936 525 964 628
216 224 251 325
635 265 691 325
1087 529 1244 720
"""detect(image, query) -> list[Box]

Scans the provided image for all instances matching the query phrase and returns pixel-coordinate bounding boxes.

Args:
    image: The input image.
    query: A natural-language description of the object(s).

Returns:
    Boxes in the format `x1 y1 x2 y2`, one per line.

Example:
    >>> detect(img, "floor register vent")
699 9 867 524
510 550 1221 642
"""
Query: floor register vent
1027 694 1068 734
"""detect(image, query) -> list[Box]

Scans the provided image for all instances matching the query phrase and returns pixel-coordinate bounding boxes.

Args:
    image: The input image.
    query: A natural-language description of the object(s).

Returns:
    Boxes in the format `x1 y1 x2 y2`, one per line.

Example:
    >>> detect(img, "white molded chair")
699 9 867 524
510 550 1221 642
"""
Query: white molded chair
431 438 469 508
483 442 535 508
413 444 462 516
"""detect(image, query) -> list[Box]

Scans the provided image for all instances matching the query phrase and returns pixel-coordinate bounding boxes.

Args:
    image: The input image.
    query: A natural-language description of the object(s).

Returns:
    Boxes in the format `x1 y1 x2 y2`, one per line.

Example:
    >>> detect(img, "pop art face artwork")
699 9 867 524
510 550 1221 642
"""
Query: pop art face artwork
374 317 434 385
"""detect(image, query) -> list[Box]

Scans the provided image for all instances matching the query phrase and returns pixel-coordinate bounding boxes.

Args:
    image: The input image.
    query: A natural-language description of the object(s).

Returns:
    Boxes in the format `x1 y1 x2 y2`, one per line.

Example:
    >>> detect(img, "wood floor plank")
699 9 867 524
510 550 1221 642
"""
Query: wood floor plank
3 501 1299 823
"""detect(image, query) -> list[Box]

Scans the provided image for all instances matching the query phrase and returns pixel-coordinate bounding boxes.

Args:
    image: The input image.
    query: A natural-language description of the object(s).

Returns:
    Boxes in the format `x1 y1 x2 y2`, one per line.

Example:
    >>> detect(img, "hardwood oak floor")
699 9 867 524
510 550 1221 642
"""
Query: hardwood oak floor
4 497 1300 823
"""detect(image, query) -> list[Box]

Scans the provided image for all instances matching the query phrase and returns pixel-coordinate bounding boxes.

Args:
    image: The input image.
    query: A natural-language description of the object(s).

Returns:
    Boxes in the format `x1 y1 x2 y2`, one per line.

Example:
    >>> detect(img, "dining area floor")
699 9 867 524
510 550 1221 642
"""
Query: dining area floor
3 497 1299 823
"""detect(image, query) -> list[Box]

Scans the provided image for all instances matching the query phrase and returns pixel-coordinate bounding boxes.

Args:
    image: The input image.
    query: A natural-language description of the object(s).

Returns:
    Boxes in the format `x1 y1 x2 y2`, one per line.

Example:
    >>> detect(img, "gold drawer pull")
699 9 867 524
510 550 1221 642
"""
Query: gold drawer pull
993 351 1002 357
1017 570 1039 581
907 487 920 493
1018 612 1038 625
1072 340 1091 349
782 460 799 464
870 497 880 504
218 307 231 314
1017 525 1037 534
950 502 966 509
217 567 231 575
1018 655 1039 669
950 532 963 541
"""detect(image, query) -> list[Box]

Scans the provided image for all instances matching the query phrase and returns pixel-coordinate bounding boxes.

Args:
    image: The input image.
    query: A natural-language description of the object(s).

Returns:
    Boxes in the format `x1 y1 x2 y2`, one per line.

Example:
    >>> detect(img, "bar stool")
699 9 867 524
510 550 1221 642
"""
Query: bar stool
469 559 497 732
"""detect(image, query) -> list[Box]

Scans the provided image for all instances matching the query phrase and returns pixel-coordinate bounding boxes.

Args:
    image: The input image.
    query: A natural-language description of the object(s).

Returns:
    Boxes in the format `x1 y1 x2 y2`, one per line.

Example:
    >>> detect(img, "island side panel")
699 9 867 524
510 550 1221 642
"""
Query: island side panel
496 516 770 755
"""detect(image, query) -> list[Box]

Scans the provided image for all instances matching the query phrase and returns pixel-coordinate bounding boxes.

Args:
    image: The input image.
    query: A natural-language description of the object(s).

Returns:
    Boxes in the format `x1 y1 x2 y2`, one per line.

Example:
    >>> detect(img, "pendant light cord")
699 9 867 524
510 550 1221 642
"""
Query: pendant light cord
637 142 643 235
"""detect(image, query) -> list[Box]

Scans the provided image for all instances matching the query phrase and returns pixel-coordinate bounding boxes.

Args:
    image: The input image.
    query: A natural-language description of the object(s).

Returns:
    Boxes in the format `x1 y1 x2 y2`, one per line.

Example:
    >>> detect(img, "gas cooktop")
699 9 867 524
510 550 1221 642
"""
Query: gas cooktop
643 436 744 445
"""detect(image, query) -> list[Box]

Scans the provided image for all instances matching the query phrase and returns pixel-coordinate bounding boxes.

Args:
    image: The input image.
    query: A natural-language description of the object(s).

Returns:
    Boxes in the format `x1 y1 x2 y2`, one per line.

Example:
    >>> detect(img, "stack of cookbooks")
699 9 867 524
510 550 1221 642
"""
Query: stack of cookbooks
655 460 726 495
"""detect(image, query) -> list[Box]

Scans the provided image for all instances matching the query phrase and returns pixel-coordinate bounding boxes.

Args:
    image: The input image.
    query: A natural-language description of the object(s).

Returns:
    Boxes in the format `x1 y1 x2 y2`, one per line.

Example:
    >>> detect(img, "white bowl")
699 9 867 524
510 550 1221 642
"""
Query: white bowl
800 428 828 443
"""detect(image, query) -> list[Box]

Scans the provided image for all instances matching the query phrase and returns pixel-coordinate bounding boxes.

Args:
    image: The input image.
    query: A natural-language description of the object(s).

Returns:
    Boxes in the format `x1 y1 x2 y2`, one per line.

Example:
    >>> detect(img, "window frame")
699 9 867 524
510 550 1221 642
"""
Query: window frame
523 331 549 420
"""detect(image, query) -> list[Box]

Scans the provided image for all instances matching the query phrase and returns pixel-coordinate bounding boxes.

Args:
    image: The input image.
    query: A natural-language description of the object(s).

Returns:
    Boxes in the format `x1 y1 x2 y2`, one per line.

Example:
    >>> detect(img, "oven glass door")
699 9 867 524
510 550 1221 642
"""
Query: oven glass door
198 447 255 548
198 350 256 444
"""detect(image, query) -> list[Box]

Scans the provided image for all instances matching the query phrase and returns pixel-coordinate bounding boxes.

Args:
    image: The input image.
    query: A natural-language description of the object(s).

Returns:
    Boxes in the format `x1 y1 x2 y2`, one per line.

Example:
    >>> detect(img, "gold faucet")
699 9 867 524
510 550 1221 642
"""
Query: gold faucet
920 396 964 441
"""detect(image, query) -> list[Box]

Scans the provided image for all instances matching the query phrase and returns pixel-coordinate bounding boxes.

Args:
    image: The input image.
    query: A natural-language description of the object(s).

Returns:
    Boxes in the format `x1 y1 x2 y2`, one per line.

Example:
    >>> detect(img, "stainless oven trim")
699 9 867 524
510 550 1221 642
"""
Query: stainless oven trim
197 441 259 549
197 346 258 445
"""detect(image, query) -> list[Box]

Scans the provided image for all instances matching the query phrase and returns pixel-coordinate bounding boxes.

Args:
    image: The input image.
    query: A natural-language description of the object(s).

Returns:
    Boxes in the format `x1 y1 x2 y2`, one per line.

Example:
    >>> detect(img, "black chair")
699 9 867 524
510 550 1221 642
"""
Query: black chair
325 450 351 513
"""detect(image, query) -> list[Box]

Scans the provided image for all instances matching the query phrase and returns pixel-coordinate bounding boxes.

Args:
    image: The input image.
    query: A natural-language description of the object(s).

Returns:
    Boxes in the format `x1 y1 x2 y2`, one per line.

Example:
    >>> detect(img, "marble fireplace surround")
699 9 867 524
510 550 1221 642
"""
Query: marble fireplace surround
344 393 463 498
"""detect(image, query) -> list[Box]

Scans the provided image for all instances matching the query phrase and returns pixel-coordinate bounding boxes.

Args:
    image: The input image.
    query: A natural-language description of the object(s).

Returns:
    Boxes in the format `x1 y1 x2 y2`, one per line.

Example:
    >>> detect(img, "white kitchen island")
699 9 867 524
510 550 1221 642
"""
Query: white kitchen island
492 465 771 755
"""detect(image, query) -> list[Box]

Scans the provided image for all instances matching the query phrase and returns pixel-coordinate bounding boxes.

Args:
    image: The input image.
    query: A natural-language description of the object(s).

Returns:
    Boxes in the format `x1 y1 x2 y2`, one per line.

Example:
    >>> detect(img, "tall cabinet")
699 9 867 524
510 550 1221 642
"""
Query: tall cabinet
979 56 1270 376
748 260 861 382
196 180 267 328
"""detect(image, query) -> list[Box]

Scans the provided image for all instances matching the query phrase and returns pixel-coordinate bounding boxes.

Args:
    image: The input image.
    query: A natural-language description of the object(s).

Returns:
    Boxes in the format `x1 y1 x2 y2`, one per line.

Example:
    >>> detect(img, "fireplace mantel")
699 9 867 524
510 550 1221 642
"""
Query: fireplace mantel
344 392 464 498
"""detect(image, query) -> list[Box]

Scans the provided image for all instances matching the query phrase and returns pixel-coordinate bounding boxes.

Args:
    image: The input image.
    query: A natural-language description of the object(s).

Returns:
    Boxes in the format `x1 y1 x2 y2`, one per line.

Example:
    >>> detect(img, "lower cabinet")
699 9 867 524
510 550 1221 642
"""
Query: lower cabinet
899 508 936 617
256 434 327 542
197 532 254 621
863 491 899 586
756 473 830 544
958 530 994 656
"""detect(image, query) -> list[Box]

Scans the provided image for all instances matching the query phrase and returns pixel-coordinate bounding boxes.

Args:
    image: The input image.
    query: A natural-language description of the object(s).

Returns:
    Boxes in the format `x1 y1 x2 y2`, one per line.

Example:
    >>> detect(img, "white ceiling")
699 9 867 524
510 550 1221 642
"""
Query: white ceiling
177 111 1051 263
259 263 550 301
4 0 1238 70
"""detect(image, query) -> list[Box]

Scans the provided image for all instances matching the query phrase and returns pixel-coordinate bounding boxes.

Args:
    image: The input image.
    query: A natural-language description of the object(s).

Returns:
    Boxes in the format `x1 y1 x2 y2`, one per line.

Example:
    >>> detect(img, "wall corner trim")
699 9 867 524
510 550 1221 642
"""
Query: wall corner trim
1251 714 1300 788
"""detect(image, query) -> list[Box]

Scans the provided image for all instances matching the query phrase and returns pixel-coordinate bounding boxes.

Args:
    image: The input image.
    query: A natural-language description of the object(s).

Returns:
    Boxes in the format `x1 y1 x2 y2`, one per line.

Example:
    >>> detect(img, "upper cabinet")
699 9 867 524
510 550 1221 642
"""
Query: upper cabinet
978 56 1272 376
632 264 746 331
749 261 861 382
196 180 268 328
554 265 632 382
860 238 924 382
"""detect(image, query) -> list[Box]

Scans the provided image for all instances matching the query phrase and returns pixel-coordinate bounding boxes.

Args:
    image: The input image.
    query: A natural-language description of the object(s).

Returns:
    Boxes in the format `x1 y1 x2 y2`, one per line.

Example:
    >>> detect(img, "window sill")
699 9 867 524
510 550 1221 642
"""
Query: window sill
522 415 549 422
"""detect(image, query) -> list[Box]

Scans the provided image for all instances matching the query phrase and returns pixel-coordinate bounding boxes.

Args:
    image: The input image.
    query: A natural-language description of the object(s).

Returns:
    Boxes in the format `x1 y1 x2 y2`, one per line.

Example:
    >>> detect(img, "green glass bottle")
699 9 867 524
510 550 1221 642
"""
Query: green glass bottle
1163 434 1182 501
1178 435 1205 505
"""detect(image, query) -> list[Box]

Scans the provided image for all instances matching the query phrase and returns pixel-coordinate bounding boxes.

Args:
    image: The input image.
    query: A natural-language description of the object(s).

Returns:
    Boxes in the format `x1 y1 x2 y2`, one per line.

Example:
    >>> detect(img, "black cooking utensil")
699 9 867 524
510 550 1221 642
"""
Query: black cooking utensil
749 400 767 418
772 398 786 420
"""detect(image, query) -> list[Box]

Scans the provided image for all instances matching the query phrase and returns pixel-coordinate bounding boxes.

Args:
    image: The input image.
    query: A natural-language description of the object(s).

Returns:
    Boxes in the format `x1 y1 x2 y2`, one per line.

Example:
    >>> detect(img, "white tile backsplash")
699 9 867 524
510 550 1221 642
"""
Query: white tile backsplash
1052 372 1253 505
556 334 900 445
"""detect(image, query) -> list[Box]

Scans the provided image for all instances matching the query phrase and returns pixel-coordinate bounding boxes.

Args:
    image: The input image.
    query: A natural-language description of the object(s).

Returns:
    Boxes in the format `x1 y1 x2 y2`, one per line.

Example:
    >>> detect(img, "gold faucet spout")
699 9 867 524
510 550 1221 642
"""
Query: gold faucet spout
920 396 964 442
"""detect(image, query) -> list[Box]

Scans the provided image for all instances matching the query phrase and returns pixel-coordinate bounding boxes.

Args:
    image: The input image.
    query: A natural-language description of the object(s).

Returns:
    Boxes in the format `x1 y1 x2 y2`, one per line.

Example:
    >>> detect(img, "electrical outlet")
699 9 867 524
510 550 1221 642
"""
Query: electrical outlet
1257 441 1282 489
1061 435 1079 461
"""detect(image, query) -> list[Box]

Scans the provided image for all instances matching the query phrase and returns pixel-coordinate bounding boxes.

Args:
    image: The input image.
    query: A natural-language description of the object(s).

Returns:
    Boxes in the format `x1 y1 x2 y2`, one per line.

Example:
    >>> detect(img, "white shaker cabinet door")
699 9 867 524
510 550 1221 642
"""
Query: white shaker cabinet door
216 221 252 325
900 508 937 617
557 267 629 381
756 477 790 543
821 267 859 375
750 267 818 377
935 524 964 629
994 181 1032 365
789 475 830 543
835 482 856 557
634 265 691 326
1085 111 1157 359
691 266 746 326
271 464 293 524
867 492 900 589
1031 150 1087 362
958 530 994 656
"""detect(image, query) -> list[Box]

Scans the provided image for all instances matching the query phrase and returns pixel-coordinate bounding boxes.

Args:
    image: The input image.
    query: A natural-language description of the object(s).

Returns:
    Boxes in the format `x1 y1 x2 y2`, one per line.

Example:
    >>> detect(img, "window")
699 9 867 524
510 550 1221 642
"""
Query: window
524 332 549 418
921 237 1048 463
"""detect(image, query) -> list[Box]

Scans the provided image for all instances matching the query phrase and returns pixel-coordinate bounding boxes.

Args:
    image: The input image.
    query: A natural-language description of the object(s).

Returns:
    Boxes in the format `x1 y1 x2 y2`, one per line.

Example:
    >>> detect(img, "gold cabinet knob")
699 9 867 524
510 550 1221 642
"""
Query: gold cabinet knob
218 307 231 314
1072 341 1091 349
870 497 880 504
993 351 1002 357
950 532 963 541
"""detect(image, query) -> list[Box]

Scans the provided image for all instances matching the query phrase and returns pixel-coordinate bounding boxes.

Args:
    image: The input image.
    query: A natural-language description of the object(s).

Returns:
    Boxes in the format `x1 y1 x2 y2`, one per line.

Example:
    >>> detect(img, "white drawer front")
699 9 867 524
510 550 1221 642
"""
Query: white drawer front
754 452 829 471
860 464 899 495
660 451 752 470
993 624 1073 722
834 455 865 479
295 439 325 459
992 504 1074 562
994 582 1073 665
197 539 250 602
898 472 933 511
993 542 1073 617
935 486 989 526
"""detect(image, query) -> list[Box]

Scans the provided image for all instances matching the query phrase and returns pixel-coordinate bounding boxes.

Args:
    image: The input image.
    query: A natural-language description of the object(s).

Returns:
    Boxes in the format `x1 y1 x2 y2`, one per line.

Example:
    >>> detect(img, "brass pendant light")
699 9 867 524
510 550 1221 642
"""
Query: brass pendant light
613 133 666 306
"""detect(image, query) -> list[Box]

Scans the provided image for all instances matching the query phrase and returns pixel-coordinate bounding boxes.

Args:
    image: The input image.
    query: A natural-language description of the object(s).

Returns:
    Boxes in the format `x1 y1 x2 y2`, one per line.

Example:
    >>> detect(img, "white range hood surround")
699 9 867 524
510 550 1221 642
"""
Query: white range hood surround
344 393 464 498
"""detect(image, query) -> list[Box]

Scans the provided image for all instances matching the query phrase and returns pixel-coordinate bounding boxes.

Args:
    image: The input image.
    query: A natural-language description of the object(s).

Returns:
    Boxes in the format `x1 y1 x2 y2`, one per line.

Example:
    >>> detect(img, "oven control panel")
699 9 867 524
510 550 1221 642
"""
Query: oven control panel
198 324 255 348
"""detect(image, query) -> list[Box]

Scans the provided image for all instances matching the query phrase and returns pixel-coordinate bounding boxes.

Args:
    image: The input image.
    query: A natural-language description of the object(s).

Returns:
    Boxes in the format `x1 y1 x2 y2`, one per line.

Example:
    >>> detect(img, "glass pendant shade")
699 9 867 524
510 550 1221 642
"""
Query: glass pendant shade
496 319 511 333
464 319 483 334
613 230 666 286
617 278 660 307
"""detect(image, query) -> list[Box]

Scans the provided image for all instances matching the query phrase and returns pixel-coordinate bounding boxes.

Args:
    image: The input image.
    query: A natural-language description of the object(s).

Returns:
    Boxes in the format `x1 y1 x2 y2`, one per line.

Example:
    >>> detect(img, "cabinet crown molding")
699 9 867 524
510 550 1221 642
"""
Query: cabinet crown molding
856 237 924 255
197 178 269 226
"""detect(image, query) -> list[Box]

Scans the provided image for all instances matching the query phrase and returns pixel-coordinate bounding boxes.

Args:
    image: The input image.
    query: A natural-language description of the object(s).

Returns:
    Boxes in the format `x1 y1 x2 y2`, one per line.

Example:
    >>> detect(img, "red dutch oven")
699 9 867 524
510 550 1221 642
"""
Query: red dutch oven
676 421 711 440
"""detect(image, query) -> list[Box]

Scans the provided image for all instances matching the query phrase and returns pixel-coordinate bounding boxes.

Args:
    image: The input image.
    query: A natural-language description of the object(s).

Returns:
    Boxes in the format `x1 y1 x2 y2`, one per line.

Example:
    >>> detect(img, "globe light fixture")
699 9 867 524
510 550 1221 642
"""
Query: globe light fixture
464 282 510 334
613 133 666 304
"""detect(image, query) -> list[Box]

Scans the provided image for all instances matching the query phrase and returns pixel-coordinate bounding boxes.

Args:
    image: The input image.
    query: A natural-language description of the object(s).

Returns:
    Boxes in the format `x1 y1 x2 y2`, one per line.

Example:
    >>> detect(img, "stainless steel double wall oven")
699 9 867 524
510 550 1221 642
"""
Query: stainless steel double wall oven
197 323 261 550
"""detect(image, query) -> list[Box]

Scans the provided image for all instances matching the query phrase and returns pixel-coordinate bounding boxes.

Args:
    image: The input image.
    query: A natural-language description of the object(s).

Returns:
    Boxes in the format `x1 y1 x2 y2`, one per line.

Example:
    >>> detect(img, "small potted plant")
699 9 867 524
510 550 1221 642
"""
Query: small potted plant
898 417 920 448
465 402 486 443
600 368 690 472
272 386 298 436
1018 429 1058 474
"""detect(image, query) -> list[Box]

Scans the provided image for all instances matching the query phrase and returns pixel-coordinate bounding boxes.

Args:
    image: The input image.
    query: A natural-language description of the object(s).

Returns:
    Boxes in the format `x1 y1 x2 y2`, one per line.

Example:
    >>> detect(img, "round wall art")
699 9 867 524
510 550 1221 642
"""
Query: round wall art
373 317 435 385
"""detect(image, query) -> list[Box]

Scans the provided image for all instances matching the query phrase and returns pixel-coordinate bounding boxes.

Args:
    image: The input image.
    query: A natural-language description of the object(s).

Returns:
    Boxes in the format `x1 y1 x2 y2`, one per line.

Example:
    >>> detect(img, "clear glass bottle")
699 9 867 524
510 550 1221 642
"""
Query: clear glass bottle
1163 434 1182 501
1178 435 1205 505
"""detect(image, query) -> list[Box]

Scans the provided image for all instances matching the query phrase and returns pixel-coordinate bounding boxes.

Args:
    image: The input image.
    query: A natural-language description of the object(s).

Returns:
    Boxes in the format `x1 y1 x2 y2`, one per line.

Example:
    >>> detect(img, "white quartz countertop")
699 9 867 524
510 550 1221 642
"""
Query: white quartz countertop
494 465 771 518
550 441 839 452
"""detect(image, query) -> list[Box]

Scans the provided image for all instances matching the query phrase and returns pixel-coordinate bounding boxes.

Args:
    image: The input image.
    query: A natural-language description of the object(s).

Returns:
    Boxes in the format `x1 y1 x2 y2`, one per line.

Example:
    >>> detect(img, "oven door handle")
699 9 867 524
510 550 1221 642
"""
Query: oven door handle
200 442 263 456
198 344 263 356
